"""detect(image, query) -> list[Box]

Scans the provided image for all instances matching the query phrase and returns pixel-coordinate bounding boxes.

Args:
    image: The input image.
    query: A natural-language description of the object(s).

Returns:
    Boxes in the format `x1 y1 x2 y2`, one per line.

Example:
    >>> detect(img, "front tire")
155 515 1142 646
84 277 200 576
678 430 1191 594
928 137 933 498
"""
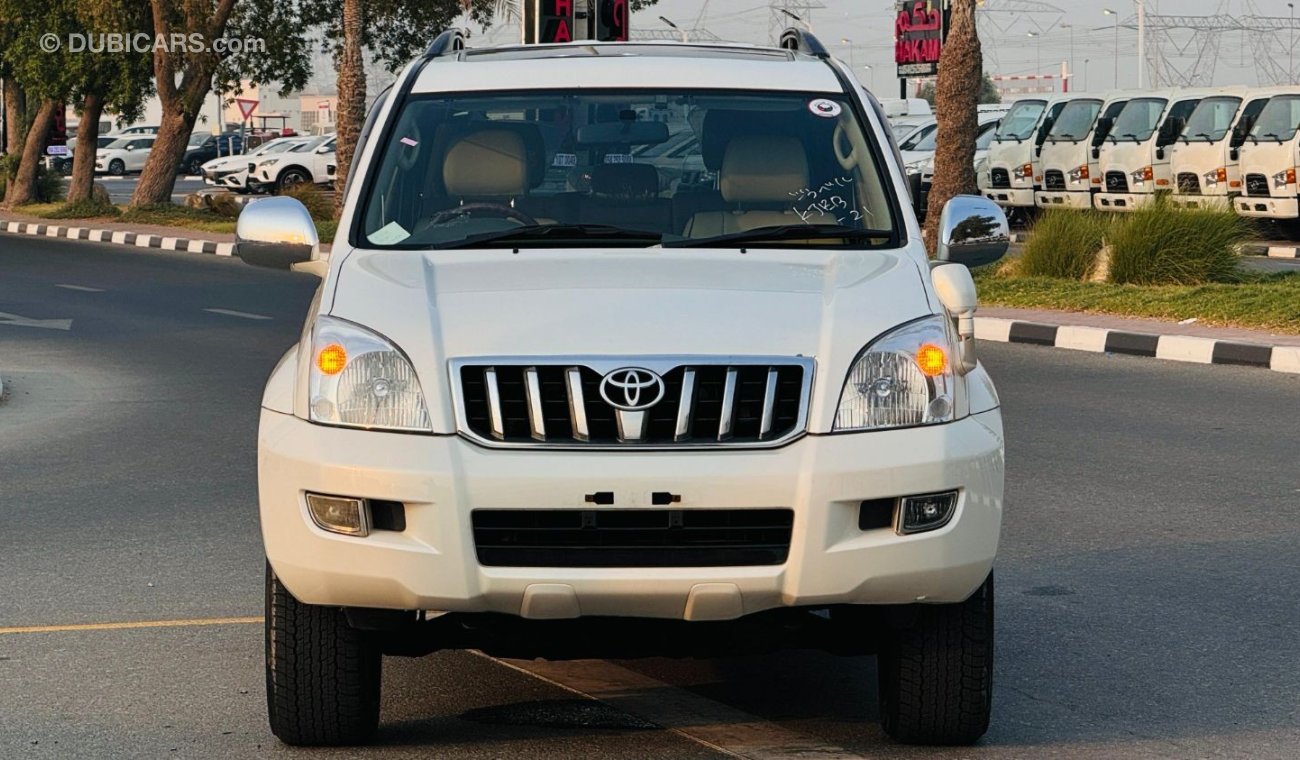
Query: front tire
877 573 994 745
265 564 381 746
109 159 125 176
277 168 311 191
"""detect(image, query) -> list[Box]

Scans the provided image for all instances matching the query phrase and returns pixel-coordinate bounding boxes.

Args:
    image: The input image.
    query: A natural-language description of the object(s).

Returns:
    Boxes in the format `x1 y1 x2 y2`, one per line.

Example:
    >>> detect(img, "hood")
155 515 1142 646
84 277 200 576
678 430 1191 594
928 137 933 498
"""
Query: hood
1099 139 1162 179
327 247 935 434
987 139 1033 169
1038 138 1094 174
1169 140 1234 195
1239 140 1297 198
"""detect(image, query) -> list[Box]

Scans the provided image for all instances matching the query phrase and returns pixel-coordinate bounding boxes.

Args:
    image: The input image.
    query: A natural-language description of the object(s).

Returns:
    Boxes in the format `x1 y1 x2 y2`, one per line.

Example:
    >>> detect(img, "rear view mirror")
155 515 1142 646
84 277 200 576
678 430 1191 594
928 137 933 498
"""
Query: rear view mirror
236 196 319 271
576 121 670 146
936 195 1010 269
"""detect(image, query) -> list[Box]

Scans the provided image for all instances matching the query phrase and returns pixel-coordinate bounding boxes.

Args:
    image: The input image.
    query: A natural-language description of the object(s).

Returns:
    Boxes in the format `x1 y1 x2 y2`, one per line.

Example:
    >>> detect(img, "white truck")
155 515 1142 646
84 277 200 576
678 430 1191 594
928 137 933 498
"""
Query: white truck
979 95 1068 214
1035 93 1130 210
1168 88 1275 210
1234 90 1300 221
1093 89 1215 211
234 29 1009 748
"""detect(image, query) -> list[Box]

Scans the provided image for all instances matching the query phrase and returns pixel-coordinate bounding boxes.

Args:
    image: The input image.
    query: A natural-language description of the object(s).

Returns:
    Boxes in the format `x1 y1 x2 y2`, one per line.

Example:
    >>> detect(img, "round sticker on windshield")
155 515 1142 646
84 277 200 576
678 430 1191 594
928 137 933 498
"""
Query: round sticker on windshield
809 99 842 118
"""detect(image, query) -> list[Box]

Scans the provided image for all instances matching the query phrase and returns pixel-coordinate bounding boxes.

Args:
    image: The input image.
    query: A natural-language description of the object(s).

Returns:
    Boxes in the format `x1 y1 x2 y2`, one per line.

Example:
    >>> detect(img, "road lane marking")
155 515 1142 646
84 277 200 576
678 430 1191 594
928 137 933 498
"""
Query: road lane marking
0 311 73 331
0 616 261 635
203 308 272 320
479 653 869 760
55 284 105 292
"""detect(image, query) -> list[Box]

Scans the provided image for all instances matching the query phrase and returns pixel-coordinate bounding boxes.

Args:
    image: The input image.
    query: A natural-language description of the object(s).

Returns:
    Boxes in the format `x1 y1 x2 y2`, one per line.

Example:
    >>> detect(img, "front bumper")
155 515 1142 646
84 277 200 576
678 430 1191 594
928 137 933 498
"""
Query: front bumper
1169 193 1232 210
260 409 1005 620
1235 195 1299 219
982 187 1036 208
1035 190 1093 210
1094 191 1158 211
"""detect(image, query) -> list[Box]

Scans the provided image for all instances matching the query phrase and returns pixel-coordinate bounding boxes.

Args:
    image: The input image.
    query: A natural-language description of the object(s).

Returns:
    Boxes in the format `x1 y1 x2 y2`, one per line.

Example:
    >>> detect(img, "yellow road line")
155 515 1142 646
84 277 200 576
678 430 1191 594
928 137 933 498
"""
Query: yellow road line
0 616 262 635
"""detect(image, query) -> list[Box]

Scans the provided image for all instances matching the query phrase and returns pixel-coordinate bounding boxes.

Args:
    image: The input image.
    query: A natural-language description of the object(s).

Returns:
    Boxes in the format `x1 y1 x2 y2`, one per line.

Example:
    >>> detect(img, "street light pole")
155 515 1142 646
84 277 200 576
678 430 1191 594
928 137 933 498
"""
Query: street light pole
840 38 856 69
863 64 875 92
780 8 812 33
1104 9 1119 89
1027 32 1041 77
1290 3 1295 81
1083 58 1090 92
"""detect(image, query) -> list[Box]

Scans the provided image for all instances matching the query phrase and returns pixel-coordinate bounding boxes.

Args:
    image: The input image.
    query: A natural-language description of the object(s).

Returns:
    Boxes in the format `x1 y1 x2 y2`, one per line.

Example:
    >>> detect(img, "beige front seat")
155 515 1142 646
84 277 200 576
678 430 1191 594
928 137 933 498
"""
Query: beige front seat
442 129 529 199
686 135 812 238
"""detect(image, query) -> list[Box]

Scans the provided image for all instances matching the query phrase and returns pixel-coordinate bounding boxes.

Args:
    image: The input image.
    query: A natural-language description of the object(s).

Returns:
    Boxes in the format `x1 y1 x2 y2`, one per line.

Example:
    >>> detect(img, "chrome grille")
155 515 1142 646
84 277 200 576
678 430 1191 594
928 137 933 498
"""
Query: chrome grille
1176 173 1201 195
1043 170 1066 191
989 168 1011 189
451 357 813 449
1245 173 1269 197
1105 171 1128 192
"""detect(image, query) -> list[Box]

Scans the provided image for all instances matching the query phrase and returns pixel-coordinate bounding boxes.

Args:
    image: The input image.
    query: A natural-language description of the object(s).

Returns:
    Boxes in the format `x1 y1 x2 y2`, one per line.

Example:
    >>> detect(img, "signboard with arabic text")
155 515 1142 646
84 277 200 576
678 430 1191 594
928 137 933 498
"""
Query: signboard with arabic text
895 0 950 78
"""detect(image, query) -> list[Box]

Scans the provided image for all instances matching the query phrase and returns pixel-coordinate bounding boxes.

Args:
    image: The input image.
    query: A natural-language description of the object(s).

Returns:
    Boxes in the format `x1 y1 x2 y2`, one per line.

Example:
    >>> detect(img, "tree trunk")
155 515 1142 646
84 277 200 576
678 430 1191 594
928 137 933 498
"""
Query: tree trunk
4 99 57 207
129 108 196 207
67 92 105 203
923 0 981 255
4 79 26 156
333 0 366 218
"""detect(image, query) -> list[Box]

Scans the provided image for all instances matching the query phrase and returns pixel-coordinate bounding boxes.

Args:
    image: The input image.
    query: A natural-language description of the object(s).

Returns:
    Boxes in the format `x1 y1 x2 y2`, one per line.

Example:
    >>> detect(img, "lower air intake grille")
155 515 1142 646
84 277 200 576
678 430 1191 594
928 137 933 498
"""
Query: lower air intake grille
472 509 794 567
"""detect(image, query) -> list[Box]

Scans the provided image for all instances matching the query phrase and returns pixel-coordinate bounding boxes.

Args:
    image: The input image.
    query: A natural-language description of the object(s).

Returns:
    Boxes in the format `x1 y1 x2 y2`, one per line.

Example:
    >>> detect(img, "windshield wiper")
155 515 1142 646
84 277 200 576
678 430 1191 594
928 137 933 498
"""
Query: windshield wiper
666 224 890 249
438 224 663 250
1263 132 1286 144
1122 132 1141 142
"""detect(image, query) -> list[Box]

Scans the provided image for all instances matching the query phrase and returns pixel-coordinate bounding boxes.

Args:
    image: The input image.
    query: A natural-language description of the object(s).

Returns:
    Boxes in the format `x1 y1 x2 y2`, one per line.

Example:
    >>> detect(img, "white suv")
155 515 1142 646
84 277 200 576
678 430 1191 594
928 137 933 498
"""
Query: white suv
248 135 336 192
237 30 1009 748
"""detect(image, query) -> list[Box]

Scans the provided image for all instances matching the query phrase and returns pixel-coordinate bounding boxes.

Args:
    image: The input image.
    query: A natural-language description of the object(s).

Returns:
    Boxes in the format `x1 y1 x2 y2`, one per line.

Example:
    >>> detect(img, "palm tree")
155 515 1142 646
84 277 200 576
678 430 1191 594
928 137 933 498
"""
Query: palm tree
923 0 982 254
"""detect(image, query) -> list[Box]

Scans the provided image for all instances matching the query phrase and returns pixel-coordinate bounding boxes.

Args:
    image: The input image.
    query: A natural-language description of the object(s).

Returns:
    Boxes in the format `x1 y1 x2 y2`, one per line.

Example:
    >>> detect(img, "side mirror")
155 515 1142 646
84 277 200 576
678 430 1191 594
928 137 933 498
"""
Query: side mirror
936 195 1010 269
931 262 979 373
235 196 319 271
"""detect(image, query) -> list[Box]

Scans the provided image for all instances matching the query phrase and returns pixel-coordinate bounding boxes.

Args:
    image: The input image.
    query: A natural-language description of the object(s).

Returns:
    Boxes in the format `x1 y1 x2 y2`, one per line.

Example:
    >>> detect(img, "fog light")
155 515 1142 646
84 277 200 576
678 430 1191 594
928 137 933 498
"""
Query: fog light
898 491 959 535
306 493 370 536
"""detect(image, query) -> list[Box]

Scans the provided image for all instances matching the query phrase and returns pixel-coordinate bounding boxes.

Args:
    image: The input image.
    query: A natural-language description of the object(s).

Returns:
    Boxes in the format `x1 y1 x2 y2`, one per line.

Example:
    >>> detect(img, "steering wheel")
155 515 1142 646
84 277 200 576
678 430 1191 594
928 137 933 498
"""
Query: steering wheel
429 203 538 227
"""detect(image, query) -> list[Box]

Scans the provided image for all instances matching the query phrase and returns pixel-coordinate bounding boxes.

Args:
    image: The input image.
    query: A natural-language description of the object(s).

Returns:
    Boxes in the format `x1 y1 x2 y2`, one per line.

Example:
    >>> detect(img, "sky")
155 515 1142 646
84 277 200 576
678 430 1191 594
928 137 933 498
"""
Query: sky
465 0 1300 96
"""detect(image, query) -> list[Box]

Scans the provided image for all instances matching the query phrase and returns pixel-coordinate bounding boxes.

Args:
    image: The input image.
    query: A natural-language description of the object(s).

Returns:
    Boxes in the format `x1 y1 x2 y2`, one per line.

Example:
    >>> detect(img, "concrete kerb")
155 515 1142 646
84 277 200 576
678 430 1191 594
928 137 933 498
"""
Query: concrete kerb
977 316 1300 376
0 220 234 256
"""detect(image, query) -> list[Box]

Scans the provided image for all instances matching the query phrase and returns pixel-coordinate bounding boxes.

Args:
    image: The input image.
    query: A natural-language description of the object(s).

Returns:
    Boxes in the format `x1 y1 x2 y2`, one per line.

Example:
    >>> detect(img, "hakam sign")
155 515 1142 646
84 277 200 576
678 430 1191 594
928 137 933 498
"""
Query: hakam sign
895 0 949 78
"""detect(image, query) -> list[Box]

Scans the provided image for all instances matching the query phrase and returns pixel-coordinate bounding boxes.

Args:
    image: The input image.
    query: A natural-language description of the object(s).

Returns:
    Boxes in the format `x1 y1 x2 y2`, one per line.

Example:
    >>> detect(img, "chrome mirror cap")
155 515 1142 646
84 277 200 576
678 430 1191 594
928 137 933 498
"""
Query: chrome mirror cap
936 195 1010 268
235 196 320 270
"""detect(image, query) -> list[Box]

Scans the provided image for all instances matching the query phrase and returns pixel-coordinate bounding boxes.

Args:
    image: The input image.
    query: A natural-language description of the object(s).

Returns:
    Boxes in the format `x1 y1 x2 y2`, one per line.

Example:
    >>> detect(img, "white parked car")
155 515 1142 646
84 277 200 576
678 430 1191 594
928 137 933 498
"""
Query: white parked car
94 135 155 175
236 29 1009 748
248 135 336 192
201 137 312 193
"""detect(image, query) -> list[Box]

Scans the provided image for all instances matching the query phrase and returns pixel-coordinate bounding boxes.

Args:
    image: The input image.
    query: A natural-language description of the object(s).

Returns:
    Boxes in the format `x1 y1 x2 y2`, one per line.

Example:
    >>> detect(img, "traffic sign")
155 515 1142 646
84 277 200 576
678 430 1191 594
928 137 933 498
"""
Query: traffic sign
236 98 259 121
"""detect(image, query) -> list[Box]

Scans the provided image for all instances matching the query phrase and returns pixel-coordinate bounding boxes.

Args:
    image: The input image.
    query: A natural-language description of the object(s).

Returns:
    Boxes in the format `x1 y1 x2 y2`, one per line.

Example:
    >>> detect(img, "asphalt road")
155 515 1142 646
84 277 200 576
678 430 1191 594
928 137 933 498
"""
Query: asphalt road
74 175 208 205
1 236 1298 759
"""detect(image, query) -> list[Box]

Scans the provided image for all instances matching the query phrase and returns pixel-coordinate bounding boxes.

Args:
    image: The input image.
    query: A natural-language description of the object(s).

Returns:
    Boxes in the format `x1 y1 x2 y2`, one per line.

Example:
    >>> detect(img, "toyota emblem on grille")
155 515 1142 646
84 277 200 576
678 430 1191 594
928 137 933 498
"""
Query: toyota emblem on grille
599 368 665 411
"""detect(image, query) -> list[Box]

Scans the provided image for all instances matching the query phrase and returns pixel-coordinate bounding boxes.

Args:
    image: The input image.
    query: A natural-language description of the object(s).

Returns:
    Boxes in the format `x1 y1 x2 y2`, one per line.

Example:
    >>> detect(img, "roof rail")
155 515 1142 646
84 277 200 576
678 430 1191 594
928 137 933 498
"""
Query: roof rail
778 28 830 59
424 28 467 60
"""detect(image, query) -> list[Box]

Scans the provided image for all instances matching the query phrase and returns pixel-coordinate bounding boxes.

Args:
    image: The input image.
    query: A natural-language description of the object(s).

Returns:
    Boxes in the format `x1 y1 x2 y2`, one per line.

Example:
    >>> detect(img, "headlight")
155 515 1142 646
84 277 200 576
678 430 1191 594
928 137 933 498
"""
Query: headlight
1068 165 1089 184
1273 168 1296 188
833 316 956 432
308 316 431 432
1131 166 1154 187
260 158 281 168
1203 167 1227 188
1016 163 1034 180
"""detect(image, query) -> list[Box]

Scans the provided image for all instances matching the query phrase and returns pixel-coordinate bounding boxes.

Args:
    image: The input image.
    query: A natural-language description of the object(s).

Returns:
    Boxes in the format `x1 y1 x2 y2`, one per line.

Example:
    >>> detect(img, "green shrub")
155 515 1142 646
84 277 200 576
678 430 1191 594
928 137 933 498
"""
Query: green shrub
277 183 334 222
1107 199 1247 285
44 198 120 219
0 156 63 204
1017 210 1109 280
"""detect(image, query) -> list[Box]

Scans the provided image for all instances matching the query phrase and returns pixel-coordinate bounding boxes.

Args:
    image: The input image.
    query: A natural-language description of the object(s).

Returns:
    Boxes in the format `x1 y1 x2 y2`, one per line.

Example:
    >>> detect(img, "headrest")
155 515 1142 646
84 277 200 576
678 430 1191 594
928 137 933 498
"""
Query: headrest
590 163 659 198
442 129 528 197
720 136 809 204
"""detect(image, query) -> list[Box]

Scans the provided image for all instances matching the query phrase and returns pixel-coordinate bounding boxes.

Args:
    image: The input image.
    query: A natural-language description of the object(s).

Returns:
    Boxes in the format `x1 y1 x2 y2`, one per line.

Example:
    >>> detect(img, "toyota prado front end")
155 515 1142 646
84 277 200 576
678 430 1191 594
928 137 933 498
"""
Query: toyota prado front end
237 29 1009 748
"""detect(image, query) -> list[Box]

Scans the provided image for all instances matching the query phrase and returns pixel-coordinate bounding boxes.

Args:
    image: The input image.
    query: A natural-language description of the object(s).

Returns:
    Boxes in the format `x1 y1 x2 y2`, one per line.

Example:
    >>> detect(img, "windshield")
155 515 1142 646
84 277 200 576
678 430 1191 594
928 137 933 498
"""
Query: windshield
187 134 209 147
995 100 1047 141
103 138 134 150
250 140 295 156
1048 100 1102 141
891 123 917 142
1251 96 1300 142
359 89 899 249
900 122 936 151
1111 98 1168 142
292 136 331 153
